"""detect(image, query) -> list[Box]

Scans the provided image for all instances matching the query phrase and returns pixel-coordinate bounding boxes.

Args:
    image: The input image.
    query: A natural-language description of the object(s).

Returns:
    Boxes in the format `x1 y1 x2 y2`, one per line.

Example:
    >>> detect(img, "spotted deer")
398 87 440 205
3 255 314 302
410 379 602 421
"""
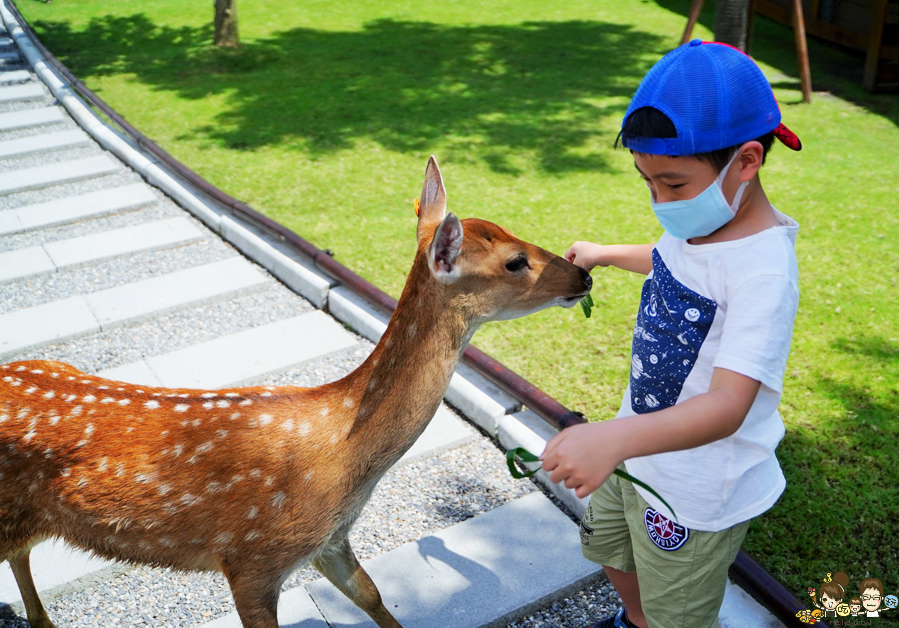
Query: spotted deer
0 156 592 628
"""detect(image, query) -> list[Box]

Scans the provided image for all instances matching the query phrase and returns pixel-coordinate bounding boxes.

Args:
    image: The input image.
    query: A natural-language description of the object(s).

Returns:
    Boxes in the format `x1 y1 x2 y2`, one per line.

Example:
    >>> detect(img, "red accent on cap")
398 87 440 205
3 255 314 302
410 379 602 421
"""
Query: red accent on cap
772 122 802 151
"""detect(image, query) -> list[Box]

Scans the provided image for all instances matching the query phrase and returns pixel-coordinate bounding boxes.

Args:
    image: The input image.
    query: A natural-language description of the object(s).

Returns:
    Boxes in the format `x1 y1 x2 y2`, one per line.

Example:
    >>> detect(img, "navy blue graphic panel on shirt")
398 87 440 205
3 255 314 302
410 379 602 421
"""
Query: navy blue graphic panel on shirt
630 249 717 414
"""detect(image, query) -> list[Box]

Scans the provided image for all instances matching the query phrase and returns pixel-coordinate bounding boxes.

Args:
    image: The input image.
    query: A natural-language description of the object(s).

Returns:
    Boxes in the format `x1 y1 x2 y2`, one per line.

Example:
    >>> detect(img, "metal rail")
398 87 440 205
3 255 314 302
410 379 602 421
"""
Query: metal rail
7 3 815 625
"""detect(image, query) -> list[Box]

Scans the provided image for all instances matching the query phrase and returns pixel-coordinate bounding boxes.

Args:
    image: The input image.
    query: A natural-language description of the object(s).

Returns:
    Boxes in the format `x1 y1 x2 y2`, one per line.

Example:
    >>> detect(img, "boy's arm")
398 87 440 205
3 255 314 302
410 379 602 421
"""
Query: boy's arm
540 367 761 498
565 242 654 275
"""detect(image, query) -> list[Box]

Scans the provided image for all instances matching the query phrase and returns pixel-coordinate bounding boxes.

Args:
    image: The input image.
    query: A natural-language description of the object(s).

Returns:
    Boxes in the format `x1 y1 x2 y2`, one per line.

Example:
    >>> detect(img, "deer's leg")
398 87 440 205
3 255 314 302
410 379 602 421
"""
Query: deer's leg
313 536 402 628
8 549 58 628
222 562 281 628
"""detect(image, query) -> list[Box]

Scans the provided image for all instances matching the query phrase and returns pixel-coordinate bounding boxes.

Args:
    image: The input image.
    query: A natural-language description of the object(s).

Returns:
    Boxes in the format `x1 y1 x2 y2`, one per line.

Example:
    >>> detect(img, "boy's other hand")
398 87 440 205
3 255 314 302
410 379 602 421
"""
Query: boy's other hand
540 421 628 498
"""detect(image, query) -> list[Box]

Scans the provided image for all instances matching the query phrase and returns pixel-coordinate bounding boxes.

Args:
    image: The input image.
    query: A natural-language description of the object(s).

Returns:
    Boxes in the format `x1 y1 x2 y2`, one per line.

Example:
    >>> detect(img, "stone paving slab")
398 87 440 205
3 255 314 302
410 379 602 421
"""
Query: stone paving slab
0 218 204 283
0 50 18 61
200 493 600 628
0 182 158 235
0 69 29 83
100 312 358 389
84 256 267 330
0 128 89 158
398 405 475 465
0 154 119 196
0 80 41 102
0 36 11 47
0 243 54 283
0 539 116 607
44 216 204 269
0 295 98 360
0 105 63 131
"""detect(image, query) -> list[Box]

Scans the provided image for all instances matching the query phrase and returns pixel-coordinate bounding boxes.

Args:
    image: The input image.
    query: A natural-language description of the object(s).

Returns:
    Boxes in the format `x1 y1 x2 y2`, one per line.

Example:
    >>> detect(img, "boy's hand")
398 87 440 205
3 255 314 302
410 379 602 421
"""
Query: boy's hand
540 421 628 498
565 241 606 271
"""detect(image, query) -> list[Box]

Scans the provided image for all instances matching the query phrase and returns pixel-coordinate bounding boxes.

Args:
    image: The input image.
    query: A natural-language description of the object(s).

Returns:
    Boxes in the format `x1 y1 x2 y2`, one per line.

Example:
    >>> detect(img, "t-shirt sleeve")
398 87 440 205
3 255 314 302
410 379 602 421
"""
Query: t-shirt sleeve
713 273 799 393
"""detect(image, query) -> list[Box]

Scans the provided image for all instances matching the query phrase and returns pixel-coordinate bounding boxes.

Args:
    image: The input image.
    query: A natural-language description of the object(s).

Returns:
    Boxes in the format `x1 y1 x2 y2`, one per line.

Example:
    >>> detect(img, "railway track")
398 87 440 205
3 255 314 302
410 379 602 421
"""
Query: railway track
0 4 790 627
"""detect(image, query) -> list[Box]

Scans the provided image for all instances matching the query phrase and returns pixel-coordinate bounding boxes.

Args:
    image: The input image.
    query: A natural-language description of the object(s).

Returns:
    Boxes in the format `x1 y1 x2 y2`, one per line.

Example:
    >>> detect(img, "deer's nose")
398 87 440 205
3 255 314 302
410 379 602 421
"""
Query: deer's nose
579 267 593 291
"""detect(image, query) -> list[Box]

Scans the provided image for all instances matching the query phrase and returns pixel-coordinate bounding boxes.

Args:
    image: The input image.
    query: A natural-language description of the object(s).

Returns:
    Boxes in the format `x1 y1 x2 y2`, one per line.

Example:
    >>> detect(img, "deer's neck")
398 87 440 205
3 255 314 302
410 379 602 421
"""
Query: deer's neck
337 255 473 471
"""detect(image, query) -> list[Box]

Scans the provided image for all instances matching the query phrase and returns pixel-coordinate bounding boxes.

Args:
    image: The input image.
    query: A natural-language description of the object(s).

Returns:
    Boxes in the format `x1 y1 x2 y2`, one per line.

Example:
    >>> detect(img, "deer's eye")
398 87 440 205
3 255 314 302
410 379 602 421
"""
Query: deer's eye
505 257 529 272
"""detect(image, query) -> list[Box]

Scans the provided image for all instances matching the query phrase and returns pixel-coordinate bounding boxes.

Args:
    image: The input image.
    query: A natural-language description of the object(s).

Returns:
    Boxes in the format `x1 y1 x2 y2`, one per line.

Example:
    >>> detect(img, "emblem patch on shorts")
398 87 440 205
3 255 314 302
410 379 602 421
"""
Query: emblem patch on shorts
579 520 595 546
644 508 689 551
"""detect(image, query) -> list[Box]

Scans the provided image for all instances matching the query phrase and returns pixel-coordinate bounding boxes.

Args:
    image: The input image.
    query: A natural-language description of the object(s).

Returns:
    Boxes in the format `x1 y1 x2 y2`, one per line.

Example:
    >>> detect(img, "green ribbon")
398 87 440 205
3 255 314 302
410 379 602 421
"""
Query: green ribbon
506 446 678 521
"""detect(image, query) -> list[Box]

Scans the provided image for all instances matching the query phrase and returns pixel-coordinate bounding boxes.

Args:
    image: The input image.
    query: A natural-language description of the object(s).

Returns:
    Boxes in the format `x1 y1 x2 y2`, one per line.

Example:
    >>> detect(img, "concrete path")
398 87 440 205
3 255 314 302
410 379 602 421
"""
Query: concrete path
0 9 786 628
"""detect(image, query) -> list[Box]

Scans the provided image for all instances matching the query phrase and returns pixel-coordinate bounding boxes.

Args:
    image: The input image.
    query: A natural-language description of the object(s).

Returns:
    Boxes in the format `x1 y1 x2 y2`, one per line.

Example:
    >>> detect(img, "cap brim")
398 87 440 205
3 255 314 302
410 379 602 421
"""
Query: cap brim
773 122 802 151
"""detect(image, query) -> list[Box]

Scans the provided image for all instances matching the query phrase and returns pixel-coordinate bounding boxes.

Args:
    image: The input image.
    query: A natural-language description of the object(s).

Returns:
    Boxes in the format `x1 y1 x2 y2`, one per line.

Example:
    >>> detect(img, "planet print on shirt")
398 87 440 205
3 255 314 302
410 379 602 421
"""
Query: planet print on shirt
630 249 717 414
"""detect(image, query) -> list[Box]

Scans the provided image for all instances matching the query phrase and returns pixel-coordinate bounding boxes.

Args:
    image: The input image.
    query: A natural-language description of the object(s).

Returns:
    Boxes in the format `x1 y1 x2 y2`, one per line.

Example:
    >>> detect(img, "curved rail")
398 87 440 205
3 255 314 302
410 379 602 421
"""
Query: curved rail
6 2 814 625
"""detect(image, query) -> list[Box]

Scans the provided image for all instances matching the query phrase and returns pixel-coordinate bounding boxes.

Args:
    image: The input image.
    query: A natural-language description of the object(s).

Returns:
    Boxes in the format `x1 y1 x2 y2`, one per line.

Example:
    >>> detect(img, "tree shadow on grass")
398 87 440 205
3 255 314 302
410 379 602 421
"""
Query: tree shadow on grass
653 0 899 127
32 15 667 174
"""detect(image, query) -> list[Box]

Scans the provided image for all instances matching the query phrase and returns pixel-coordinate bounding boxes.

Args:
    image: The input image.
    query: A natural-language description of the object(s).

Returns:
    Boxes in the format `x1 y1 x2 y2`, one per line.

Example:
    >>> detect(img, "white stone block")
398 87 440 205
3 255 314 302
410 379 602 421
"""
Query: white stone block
0 296 99 360
0 155 118 196
0 129 90 158
0 106 64 131
0 82 42 102
0 244 55 283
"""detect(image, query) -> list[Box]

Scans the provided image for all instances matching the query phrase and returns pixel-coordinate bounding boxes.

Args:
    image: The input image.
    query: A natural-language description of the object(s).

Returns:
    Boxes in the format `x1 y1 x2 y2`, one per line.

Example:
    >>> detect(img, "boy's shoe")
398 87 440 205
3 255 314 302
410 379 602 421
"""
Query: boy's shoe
586 608 632 628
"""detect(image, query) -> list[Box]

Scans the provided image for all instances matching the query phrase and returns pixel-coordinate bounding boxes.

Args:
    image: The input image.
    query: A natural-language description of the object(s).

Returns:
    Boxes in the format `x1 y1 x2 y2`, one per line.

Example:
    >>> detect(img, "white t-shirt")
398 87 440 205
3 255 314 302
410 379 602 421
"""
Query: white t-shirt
618 211 800 532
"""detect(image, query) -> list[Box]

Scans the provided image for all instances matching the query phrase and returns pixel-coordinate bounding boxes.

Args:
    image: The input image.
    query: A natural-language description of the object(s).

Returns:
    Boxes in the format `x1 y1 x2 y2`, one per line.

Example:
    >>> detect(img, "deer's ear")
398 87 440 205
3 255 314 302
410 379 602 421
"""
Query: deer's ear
416 155 447 243
428 213 463 284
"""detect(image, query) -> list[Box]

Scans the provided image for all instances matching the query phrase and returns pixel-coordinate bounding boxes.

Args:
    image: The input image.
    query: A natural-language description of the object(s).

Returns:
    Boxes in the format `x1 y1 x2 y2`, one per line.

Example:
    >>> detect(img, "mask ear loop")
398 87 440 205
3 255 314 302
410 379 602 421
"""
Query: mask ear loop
717 146 750 214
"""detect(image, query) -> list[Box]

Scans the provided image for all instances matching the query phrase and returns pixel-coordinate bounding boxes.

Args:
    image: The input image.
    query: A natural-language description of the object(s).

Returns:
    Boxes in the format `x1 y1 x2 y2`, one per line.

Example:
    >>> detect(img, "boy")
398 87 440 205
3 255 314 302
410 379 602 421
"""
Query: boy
541 40 802 628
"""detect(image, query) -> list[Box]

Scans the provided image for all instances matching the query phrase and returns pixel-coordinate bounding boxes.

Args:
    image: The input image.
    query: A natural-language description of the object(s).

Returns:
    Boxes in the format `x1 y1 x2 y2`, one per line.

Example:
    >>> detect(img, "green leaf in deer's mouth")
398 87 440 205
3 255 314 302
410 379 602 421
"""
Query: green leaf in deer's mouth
579 292 594 318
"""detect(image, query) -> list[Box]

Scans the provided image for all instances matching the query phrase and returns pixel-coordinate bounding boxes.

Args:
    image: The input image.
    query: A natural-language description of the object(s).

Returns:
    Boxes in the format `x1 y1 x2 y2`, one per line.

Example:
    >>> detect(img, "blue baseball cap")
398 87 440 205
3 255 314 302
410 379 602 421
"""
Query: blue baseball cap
621 39 802 155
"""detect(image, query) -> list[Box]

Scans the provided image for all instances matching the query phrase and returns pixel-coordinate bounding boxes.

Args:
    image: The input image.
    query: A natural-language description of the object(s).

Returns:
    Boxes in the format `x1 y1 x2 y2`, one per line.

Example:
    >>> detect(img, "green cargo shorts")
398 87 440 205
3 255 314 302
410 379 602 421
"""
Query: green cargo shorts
580 466 750 628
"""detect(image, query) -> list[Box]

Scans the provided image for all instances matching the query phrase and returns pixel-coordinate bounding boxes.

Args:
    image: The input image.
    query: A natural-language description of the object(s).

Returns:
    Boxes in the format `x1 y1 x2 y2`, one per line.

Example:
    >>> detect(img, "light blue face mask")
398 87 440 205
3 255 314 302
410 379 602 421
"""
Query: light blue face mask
649 150 748 240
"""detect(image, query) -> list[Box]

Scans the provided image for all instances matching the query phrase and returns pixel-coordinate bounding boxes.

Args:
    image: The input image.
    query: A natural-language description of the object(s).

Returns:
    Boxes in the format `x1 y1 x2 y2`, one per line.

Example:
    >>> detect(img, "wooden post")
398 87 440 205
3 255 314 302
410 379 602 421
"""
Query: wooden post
747 0 758 54
792 0 813 102
681 0 705 44
864 0 889 91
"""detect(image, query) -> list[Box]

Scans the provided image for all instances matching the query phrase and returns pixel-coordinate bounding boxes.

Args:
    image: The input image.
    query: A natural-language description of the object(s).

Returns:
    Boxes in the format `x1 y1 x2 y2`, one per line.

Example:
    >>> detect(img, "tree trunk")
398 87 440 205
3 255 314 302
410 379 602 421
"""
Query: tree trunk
714 0 751 51
214 0 239 48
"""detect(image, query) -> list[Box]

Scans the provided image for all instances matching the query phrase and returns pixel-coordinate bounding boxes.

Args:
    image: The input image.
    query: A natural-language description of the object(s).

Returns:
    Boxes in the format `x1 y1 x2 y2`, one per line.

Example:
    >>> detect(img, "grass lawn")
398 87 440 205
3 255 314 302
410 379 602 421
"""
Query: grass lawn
17 0 898 605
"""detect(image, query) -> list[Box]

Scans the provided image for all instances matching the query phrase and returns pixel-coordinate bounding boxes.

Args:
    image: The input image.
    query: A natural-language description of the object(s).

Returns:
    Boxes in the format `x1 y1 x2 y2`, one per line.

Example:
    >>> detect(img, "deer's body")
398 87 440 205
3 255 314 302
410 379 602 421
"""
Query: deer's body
1 157 591 628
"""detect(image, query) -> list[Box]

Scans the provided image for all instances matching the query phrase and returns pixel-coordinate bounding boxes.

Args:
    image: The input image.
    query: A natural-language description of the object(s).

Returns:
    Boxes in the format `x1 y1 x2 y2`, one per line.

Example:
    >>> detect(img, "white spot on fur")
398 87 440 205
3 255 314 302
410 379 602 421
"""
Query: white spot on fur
31 369 43 374
101 397 115 404
135 472 157 483
15 366 26 371
225 392 238 397
49 415 60 426
61 468 71 477
157 484 171 496
84 424 94 436
239 399 252 406
259 414 273 426
117 399 130 406
145 400 160 409
17 408 29 419
407 323 417 338
201 392 216 398
23 431 36 443
216 430 228 439
70 405 82 416
195 442 214 455
330 433 339 444
343 397 353 408
271 492 286 509
215 399 230 408
116 463 126 477
296 422 311 436
76 476 88 488
98 386 109 390
264 476 274 487
261 392 272 397
178 393 189 398
25 387 37 394
65 394 76 402
0 414 8 424
282 419 294 432
98 458 108 472
244 530 261 541
304 470 315 482
159 536 175 547
172 445 184 457
174 404 189 413
230 412 241 420
319 407 329 418
179 493 201 506
246 506 259 519
214 532 232 545
203 402 214 409
83 395 96 403
42 390 55 399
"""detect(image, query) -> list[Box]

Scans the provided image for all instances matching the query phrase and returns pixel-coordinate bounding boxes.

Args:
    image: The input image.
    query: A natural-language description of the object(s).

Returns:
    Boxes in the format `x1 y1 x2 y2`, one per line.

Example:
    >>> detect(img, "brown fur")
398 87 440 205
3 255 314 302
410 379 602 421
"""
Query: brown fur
0 157 591 628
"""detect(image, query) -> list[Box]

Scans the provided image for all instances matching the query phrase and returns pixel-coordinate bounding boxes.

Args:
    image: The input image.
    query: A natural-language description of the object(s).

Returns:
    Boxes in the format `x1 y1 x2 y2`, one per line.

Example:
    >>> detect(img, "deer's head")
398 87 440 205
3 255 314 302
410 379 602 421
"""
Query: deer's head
415 156 592 323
